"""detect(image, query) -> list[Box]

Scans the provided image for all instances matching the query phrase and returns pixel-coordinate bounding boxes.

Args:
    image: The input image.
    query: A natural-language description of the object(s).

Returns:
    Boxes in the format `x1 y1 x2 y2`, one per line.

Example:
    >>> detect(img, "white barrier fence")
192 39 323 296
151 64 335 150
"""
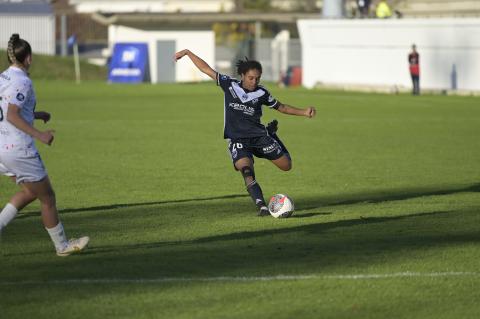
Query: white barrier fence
298 18 480 92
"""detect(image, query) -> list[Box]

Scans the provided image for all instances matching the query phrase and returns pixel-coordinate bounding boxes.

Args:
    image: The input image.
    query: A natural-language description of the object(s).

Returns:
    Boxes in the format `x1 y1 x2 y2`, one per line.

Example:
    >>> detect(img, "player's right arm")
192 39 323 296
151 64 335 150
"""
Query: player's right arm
174 49 217 80
7 103 54 145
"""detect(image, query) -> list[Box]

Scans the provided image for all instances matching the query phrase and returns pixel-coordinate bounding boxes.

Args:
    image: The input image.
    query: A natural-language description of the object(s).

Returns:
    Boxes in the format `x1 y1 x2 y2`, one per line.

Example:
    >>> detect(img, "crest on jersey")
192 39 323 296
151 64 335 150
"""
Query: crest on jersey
16 93 25 101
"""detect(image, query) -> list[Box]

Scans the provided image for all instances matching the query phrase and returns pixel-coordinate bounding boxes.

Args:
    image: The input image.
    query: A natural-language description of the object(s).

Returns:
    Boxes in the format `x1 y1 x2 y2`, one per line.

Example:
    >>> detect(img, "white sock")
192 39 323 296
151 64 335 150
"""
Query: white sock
46 222 68 252
0 203 18 231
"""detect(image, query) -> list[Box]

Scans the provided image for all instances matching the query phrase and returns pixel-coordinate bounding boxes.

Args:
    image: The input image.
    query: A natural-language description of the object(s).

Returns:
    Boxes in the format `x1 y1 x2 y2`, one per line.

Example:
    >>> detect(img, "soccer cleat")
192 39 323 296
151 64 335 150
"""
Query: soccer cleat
266 119 278 135
56 236 89 257
257 206 270 217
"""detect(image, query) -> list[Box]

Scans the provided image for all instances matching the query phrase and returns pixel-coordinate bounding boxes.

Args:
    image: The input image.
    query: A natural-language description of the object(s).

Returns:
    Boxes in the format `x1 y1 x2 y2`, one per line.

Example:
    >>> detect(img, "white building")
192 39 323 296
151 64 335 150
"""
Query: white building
108 25 215 83
69 0 235 13
68 0 321 14
0 0 55 55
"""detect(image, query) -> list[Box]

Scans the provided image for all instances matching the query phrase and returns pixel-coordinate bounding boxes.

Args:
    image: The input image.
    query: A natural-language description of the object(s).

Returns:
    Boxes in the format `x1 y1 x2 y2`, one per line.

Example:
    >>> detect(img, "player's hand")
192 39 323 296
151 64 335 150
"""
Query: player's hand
39 130 55 145
174 49 189 62
304 107 316 118
35 111 51 123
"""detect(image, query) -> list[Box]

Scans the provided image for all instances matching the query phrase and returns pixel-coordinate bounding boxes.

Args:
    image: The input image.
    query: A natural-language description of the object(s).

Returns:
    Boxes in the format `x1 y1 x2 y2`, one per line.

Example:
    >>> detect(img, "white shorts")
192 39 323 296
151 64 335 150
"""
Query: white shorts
0 150 47 184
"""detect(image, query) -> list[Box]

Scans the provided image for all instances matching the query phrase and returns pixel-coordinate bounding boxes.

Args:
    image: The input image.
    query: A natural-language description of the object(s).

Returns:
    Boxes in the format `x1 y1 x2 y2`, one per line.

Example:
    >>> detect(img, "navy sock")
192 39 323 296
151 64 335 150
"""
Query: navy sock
246 180 266 208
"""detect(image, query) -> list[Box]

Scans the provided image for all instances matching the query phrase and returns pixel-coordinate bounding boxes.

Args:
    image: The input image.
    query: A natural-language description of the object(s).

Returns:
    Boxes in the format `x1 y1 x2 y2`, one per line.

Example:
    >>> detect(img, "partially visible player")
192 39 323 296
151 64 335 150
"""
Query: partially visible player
175 49 316 216
0 34 89 256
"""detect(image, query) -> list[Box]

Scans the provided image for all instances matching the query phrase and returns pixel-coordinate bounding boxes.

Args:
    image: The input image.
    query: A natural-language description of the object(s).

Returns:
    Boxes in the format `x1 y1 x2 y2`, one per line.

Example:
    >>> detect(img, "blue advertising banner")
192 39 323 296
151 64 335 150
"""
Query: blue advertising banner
108 43 149 83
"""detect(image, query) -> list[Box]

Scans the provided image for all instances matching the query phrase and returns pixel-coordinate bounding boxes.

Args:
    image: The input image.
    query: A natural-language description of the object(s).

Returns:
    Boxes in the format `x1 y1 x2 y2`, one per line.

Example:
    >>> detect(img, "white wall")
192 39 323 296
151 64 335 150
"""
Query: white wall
298 18 480 91
72 0 234 13
108 25 215 83
0 15 55 55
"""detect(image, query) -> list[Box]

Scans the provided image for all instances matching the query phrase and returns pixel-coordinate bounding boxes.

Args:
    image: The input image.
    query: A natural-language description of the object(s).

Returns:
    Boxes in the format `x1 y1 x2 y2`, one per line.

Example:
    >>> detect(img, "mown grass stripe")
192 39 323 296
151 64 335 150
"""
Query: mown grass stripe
2 272 479 285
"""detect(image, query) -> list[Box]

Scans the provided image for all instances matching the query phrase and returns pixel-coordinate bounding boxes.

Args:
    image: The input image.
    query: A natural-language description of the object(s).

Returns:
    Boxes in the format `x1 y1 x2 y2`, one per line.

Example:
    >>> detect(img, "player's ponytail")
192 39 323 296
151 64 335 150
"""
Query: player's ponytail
7 33 32 65
236 57 262 76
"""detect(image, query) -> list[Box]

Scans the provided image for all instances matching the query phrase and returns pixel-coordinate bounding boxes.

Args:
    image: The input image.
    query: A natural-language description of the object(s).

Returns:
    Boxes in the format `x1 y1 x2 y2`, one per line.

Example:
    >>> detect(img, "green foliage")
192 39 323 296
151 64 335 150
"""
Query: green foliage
0 50 107 81
244 0 271 10
1 82 480 318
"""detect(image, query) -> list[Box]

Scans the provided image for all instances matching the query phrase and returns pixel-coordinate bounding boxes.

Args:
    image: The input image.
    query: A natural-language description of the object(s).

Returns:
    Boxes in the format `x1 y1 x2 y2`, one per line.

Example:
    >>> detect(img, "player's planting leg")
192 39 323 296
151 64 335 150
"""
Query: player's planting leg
239 165 269 217
25 177 89 256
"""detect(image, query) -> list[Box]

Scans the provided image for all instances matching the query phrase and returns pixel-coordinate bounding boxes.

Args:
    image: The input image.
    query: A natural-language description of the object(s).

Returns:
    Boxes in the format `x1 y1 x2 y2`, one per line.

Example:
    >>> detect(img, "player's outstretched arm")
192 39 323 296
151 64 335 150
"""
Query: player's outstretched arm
174 49 216 81
277 103 316 118
7 104 54 145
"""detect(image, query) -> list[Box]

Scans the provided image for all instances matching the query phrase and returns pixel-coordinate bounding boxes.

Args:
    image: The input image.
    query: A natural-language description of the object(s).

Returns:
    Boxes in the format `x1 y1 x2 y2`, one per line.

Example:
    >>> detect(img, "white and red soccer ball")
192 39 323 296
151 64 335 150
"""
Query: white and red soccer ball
268 194 294 218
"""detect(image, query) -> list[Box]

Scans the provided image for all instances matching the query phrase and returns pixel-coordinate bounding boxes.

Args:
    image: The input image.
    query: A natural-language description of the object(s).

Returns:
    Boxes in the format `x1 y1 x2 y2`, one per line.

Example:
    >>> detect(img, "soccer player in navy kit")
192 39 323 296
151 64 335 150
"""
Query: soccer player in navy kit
175 49 316 216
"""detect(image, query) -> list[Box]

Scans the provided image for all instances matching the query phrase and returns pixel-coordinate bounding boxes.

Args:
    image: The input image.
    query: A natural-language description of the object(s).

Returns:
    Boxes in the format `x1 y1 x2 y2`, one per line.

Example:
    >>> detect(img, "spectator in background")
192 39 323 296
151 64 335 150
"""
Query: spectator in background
376 0 392 18
357 0 371 18
408 44 420 95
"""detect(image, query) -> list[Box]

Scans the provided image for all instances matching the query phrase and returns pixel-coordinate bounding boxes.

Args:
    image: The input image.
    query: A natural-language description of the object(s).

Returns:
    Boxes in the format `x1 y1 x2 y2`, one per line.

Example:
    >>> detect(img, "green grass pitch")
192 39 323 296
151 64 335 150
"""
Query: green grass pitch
1 81 480 318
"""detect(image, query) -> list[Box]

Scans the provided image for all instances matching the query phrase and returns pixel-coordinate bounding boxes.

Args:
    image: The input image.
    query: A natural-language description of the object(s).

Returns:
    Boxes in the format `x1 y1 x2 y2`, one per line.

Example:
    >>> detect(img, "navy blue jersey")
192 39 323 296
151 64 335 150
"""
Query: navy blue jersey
217 73 279 139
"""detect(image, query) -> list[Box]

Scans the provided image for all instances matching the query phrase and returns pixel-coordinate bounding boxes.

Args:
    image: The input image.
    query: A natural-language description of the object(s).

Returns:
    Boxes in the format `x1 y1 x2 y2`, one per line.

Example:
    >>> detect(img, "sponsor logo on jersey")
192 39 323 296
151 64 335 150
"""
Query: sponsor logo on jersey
262 143 279 153
221 74 228 80
229 102 255 116
16 93 25 101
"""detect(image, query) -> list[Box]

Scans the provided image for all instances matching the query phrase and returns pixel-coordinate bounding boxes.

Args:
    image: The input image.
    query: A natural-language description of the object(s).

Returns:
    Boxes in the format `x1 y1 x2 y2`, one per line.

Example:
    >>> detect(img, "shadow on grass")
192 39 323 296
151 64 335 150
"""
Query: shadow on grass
15 193 249 219
4 182 480 282
295 182 480 213
14 182 480 220
5 207 480 281
88 210 453 252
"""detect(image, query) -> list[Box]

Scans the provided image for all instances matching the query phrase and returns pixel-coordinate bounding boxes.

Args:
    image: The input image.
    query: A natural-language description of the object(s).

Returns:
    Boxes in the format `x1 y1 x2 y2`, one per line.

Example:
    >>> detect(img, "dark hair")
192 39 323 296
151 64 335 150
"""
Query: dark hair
7 34 32 65
235 57 262 75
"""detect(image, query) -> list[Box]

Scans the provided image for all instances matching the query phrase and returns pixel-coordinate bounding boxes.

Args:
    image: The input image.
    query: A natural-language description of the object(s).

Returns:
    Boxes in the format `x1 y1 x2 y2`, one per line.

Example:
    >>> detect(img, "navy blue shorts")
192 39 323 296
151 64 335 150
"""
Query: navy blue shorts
227 135 286 165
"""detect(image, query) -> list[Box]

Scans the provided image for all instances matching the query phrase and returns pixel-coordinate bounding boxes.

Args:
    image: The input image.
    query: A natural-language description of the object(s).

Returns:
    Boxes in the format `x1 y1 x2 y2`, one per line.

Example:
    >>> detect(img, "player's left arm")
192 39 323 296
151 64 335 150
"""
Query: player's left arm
34 111 51 123
276 102 316 118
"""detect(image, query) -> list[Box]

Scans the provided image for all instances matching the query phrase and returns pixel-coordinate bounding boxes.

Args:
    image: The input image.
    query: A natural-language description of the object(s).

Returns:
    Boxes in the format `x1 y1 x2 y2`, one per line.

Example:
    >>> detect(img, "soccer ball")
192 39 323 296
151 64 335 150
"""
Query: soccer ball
268 194 294 218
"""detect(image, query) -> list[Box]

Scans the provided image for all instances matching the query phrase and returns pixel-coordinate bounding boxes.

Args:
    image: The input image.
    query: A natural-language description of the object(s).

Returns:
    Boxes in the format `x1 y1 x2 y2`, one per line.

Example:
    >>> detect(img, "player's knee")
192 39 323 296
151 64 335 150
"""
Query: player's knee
240 166 254 177
240 166 255 186
280 160 292 171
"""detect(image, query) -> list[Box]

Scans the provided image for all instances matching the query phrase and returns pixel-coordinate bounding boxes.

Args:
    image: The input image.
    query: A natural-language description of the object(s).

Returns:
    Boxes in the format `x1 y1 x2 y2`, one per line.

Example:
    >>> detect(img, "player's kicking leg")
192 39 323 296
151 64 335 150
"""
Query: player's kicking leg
267 120 292 171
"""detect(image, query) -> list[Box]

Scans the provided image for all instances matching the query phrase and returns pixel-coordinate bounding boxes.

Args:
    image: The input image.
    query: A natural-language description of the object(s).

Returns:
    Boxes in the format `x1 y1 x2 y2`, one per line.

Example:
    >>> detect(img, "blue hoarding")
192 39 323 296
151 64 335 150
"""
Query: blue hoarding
108 43 149 83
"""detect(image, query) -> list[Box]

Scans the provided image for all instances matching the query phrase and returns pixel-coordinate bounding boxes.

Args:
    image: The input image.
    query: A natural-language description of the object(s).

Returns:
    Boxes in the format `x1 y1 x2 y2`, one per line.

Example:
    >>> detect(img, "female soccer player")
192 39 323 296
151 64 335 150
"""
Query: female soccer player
0 34 89 255
175 49 316 216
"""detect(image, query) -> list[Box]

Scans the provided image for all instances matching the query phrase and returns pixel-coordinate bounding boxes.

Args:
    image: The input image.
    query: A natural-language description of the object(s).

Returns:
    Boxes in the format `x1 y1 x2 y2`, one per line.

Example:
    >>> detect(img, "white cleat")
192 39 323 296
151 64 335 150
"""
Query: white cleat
56 236 89 257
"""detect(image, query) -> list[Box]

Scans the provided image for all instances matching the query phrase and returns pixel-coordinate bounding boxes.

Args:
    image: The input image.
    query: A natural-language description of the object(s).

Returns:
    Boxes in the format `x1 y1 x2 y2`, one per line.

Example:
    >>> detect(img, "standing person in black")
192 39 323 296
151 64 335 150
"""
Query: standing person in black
174 49 316 216
408 44 420 95
357 0 371 18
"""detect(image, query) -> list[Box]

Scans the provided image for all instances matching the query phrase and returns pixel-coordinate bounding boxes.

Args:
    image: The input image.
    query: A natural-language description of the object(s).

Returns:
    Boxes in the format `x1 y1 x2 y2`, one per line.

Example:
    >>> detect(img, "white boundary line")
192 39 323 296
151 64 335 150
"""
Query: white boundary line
2 272 480 286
